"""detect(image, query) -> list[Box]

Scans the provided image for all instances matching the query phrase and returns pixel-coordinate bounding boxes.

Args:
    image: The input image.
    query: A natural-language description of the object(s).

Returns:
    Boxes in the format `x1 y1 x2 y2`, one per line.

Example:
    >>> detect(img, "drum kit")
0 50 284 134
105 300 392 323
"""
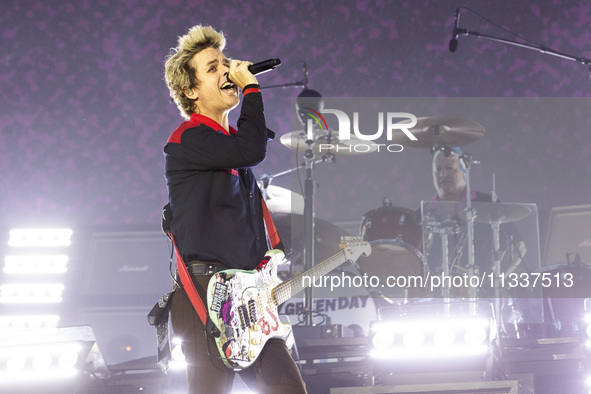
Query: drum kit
264 115 539 333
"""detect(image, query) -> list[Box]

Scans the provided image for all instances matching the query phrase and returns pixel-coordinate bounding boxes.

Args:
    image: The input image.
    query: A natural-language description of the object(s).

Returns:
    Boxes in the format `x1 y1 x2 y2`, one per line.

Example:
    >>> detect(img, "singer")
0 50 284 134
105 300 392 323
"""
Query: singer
162 25 306 394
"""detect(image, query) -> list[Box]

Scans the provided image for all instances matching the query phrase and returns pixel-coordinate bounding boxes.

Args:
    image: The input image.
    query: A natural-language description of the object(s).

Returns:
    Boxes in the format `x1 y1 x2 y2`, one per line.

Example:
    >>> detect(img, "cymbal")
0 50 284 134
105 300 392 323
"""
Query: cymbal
470 202 532 224
280 130 378 155
262 185 304 215
390 117 485 148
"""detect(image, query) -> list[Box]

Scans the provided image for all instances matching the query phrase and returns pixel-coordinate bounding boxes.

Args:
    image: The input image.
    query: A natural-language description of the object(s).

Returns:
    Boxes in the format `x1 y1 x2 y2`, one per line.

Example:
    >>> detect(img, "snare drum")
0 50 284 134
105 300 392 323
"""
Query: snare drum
358 206 426 297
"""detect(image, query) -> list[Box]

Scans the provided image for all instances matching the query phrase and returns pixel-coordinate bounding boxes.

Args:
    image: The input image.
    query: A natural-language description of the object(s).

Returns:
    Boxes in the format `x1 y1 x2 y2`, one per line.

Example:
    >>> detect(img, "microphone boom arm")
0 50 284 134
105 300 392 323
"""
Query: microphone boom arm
456 27 591 68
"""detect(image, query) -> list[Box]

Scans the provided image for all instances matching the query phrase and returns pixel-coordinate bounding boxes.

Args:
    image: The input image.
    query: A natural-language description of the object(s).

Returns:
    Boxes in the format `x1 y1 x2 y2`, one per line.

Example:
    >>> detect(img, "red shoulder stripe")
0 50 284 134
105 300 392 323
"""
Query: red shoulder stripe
167 120 201 144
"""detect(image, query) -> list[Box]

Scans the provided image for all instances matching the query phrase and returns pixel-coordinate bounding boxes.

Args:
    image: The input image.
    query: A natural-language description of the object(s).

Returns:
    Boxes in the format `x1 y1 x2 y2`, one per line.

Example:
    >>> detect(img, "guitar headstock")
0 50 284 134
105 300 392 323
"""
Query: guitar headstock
339 236 371 262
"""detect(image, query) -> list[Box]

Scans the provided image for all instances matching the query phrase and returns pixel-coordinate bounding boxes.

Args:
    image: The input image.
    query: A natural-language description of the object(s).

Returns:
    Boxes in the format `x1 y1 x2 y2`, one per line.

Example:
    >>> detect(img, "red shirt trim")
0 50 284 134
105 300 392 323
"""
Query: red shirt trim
167 114 237 143
243 87 260 96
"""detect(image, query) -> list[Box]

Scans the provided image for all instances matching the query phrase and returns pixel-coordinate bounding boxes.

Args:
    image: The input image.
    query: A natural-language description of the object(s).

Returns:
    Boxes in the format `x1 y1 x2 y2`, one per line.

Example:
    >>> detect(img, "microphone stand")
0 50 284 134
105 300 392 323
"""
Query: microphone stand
259 125 336 327
455 27 591 73
260 62 309 90
302 118 317 326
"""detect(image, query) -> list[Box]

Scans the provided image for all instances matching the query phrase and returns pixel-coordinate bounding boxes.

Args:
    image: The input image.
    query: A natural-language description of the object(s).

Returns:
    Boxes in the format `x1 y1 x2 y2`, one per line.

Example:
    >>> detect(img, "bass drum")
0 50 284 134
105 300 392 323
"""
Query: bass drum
358 206 426 298
277 267 378 338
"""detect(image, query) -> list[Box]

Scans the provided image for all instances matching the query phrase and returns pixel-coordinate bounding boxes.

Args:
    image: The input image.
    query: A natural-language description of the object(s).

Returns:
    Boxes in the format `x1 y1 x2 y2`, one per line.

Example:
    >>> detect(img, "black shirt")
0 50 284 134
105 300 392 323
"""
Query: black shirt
164 88 272 269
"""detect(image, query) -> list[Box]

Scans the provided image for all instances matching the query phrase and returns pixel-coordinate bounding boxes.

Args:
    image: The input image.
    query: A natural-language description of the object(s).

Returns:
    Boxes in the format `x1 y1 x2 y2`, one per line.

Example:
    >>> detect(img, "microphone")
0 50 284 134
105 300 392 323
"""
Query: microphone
449 8 461 53
227 58 281 83
248 58 281 75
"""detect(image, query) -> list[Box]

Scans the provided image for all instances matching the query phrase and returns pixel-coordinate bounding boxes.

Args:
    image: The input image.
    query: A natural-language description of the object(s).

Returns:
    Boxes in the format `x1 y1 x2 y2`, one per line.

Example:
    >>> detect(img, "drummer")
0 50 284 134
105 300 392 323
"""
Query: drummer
428 147 526 284
433 147 491 203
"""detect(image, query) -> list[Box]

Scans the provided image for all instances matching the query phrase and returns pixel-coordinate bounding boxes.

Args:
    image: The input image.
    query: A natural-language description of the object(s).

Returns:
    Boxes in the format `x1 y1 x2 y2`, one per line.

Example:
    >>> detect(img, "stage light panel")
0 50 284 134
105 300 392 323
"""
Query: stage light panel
4 255 68 274
0 315 60 329
0 283 64 303
371 344 489 360
370 316 491 360
0 342 83 383
0 327 103 385
8 228 72 248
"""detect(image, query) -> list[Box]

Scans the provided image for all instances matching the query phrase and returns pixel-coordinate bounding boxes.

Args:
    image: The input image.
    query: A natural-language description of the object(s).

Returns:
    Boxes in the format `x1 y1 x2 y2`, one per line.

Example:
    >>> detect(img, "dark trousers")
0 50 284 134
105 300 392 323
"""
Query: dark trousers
170 272 307 394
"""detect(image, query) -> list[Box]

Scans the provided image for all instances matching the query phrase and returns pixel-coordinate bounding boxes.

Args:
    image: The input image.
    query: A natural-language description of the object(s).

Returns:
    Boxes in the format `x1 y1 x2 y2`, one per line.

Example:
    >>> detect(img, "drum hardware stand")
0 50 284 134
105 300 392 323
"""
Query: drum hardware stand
490 216 504 332
431 147 480 303
490 173 504 334
432 146 481 316
423 215 459 300
456 151 480 318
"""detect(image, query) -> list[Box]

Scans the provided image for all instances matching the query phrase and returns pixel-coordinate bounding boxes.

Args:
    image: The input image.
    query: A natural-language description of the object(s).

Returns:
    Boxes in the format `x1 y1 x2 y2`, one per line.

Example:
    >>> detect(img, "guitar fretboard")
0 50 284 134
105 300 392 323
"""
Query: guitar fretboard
272 249 348 305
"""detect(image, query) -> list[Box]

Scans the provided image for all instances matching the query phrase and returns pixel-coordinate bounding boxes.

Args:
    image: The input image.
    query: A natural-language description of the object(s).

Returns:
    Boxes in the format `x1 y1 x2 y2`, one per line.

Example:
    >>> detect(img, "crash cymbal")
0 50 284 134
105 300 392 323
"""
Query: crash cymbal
280 130 378 155
262 185 304 215
470 202 532 224
390 117 485 148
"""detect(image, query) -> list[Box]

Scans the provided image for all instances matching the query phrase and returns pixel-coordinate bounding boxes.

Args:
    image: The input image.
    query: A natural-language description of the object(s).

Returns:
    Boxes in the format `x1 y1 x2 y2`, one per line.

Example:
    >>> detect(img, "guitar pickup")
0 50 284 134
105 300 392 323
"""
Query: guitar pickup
238 304 250 329
248 299 257 323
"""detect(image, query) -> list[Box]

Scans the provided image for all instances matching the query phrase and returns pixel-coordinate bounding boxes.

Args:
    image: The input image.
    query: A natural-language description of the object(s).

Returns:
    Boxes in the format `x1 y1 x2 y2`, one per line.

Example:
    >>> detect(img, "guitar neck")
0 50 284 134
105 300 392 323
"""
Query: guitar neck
272 249 347 306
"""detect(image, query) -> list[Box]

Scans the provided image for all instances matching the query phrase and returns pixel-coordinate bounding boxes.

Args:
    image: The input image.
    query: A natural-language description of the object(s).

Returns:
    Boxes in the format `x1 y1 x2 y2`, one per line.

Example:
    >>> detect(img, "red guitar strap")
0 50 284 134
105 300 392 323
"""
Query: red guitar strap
168 195 280 327
261 197 281 249
170 232 208 325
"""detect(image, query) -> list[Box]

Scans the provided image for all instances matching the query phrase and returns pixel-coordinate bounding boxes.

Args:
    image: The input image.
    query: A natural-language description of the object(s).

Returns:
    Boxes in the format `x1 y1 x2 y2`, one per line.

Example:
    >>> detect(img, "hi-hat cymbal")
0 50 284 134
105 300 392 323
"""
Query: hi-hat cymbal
467 202 532 224
391 117 485 148
280 130 378 155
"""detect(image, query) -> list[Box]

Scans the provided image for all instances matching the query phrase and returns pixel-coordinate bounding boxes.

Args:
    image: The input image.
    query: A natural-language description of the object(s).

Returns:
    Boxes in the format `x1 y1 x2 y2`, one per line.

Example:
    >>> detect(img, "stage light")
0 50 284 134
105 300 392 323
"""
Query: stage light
0 315 60 329
371 330 395 349
57 350 79 369
5 355 26 373
8 228 73 248
170 339 187 371
464 325 488 346
31 352 52 371
0 342 83 382
369 316 492 360
0 326 106 386
4 255 68 274
584 314 591 340
433 327 456 347
402 330 425 348
0 283 64 303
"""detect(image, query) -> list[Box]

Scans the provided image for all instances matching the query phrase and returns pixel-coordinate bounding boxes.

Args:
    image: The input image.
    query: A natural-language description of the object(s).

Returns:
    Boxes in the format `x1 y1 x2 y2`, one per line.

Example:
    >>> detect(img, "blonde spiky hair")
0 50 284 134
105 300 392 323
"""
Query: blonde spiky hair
164 25 226 119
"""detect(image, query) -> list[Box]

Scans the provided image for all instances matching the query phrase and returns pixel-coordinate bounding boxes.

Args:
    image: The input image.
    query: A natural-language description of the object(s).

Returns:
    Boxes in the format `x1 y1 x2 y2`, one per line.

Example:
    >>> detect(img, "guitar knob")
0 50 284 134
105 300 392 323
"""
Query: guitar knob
250 338 259 346
249 350 257 359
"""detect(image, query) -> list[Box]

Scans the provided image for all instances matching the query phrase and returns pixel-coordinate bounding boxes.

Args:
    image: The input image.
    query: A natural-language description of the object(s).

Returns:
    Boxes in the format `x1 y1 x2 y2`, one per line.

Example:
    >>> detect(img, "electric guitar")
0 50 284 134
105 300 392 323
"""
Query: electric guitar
206 236 371 370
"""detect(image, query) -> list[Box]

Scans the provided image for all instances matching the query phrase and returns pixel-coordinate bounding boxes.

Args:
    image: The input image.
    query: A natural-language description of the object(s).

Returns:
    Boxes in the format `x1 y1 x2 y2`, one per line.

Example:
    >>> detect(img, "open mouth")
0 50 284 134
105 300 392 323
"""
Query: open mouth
220 81 236 91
